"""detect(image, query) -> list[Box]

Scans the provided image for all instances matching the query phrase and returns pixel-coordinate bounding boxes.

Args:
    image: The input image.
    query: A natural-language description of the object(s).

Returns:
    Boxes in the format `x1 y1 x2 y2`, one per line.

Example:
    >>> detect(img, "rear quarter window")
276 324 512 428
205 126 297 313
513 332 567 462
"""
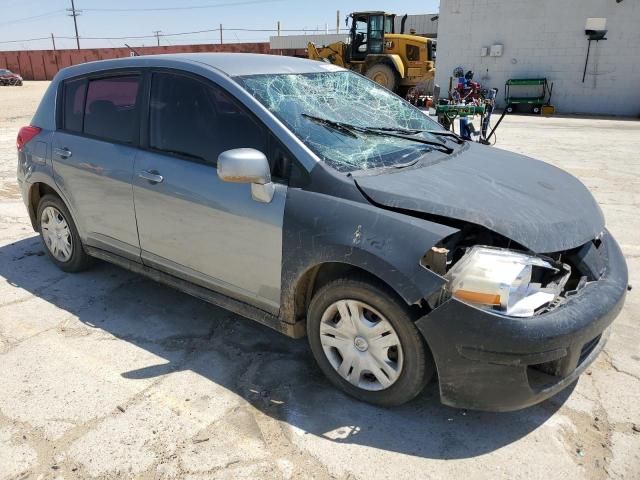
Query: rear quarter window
62 78 87 133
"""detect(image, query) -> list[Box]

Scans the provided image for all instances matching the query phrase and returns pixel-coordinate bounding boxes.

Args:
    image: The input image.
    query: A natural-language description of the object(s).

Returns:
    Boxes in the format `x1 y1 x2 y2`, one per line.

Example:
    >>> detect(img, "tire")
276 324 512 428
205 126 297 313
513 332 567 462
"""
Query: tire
307 277 434 406
365 63 399 92
37 194 93 273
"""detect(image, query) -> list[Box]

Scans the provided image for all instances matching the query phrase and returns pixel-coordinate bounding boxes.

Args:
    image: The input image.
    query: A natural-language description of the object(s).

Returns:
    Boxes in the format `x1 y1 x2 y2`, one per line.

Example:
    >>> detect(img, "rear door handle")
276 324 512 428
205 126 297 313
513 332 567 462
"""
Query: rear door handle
138 170 164 184
53 147 72 159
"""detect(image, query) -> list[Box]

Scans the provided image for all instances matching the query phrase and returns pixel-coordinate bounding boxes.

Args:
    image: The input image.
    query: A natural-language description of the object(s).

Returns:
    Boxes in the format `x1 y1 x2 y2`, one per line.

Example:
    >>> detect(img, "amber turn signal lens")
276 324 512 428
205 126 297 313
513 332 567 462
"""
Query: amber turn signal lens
453 289 501 306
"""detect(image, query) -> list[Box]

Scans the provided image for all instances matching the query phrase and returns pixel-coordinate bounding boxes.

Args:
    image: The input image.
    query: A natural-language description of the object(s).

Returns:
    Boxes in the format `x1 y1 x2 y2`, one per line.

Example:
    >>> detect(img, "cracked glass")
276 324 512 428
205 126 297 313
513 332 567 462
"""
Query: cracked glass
237 71 446 173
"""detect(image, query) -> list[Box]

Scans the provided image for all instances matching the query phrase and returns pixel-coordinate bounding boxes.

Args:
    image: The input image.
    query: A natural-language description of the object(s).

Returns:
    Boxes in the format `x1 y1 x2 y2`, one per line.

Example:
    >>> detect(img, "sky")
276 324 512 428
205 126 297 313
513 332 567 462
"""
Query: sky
0 0 440 51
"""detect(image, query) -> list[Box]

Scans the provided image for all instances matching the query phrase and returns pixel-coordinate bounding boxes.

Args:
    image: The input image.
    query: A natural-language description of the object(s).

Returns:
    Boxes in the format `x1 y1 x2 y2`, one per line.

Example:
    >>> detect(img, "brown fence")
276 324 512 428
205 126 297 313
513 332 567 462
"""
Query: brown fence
0 42 271 81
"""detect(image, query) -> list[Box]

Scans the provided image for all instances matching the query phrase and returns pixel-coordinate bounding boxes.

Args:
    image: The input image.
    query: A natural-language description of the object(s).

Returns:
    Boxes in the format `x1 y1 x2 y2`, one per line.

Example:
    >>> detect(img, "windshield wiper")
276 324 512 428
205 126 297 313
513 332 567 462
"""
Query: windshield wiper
358 128 454 153
368 126 464 145
365 126 464 145
301 113 453 154
377 158 421 171
425 129 465 144
301 113 358 138
363 126 424 135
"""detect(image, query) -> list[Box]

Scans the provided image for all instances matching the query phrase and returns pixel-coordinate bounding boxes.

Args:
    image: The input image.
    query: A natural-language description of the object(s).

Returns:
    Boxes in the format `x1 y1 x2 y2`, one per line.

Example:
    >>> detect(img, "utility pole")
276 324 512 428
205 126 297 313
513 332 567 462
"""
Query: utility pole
219 24 223 44
67 0 81 50
277 21 281 36
51 33 56 51
336 10 340 34
153 30 162 47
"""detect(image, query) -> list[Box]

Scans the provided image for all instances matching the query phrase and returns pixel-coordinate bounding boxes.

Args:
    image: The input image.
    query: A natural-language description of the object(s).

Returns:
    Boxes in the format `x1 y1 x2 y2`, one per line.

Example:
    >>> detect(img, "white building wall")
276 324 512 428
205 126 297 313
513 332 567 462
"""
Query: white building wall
435 0 640 115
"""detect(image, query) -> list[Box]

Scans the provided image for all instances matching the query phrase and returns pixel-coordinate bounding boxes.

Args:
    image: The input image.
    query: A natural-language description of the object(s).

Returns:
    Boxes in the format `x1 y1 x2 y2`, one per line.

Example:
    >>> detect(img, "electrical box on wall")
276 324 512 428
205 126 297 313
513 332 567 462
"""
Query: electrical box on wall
490 44 503 57
480 47 488 57
585 17 606 31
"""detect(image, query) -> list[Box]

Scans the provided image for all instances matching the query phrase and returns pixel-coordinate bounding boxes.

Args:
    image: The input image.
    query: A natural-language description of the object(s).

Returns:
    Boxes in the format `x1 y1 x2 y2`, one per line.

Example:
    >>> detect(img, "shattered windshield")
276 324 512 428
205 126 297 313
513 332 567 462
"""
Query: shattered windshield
237 71 447 172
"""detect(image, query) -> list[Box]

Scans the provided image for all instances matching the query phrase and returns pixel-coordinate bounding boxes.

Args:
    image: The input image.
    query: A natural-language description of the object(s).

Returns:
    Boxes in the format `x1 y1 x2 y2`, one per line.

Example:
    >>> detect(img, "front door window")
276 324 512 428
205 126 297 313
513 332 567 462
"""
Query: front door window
352 15 368 58
368 15 385 54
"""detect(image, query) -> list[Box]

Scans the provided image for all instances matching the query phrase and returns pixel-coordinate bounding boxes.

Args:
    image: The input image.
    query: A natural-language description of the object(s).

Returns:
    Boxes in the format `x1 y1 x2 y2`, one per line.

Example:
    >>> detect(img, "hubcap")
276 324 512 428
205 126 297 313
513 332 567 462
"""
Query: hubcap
354 336 368 352
41 206 73 262
319 299 404 391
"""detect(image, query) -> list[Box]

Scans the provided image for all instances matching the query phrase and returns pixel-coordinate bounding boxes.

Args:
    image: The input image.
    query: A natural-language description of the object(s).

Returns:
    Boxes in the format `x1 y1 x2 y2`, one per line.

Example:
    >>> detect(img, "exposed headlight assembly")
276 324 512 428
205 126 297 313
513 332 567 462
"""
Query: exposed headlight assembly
445 246 570 317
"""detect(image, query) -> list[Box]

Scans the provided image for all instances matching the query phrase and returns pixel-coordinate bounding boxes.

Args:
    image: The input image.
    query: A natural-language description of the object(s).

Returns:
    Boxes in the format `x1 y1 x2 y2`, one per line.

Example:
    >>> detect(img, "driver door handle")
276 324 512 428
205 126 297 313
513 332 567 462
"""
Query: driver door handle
138 170 164 184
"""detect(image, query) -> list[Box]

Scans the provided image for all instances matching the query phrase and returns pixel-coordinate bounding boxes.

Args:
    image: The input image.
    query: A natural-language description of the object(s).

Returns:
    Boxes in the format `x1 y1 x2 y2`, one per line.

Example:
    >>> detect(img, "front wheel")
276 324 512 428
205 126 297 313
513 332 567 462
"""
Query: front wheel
307 277 434 406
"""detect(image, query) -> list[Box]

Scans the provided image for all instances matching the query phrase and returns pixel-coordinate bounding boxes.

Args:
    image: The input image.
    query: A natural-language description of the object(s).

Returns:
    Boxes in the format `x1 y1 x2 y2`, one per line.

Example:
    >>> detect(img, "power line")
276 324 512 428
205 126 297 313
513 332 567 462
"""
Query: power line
81 0 286 12
0 36 51 44
73 27 333 40
0 26 346 44
0 9 65 27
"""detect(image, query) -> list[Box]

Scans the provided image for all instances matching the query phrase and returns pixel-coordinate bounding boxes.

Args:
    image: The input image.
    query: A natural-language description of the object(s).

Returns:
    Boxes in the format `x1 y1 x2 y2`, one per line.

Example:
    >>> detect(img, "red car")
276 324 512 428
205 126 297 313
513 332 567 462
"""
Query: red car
0 69 23 86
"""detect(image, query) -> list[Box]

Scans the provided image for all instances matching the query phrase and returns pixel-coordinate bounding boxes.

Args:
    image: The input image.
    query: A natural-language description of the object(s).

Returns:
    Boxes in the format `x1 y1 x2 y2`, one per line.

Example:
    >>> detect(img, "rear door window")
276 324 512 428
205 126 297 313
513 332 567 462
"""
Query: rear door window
149 72 267 165
83 76 141 144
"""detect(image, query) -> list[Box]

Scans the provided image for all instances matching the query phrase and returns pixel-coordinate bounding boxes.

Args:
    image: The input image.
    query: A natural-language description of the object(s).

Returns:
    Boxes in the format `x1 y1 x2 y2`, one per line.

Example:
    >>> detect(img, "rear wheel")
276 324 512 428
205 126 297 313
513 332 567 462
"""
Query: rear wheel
37 194 93 272
365 63 399 92
307 277 433 406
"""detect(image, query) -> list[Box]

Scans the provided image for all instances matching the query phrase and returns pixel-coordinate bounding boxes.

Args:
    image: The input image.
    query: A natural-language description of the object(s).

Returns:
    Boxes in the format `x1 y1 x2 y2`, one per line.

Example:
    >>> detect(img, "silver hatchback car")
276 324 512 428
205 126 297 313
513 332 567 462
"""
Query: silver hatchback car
17 53 627 409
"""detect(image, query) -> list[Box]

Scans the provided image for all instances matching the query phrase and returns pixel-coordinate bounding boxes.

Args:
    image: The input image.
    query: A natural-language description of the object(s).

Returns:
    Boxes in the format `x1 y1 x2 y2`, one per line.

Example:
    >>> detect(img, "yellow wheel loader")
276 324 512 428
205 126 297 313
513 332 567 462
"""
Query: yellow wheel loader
307 11 435 94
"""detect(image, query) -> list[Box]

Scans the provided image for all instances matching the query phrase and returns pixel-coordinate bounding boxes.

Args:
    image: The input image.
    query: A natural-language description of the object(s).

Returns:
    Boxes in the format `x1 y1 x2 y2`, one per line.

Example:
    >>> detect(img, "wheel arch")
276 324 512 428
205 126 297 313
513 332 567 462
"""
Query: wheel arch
291 261 405 324
27 181 79 234
284 257 438 330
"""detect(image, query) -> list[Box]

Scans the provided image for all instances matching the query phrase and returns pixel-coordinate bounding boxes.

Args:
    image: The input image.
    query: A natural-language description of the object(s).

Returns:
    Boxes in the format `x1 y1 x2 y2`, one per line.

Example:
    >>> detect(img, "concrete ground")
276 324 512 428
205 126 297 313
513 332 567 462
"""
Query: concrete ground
0 81 638 480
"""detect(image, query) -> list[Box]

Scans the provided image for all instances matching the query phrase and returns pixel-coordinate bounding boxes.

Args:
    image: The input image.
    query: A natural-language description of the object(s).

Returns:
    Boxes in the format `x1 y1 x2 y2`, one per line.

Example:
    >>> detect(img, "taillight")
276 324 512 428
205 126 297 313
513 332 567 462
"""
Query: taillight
17 126 41 151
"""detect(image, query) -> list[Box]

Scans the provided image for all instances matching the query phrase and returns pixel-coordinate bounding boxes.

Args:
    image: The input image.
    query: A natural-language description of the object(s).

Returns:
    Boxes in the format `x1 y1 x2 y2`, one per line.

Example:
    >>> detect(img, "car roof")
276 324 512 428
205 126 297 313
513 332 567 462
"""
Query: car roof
58 53 345 78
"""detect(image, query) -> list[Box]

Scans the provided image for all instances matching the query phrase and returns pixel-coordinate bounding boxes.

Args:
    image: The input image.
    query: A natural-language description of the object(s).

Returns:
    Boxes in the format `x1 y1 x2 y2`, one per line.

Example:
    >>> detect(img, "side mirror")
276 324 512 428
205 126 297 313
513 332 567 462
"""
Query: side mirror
217 148 275 203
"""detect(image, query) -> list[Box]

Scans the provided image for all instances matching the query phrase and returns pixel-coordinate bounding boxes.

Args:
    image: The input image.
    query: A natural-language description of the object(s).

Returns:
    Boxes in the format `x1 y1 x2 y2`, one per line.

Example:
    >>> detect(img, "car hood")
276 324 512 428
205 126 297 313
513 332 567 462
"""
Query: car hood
354 142 605 253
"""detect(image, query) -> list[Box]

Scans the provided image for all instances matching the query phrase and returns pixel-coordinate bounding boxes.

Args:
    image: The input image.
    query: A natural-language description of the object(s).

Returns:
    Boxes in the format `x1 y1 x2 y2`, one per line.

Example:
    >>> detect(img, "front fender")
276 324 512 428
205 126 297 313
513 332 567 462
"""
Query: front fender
280 188 457 322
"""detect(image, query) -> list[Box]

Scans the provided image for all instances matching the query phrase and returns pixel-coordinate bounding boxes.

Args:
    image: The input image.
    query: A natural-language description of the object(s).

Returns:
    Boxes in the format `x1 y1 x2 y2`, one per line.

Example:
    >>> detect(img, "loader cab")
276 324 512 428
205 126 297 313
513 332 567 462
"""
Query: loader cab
348 12 395 61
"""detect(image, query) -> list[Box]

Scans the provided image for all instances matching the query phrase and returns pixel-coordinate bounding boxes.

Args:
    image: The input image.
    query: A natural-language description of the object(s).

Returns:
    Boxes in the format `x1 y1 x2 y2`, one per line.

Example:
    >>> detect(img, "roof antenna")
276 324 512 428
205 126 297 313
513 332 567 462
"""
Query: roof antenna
124 43 141 57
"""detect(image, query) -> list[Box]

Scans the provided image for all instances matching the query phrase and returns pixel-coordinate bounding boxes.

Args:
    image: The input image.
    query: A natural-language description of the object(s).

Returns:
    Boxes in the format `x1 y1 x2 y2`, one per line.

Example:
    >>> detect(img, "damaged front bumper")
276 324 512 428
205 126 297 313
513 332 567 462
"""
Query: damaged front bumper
415 230 628 412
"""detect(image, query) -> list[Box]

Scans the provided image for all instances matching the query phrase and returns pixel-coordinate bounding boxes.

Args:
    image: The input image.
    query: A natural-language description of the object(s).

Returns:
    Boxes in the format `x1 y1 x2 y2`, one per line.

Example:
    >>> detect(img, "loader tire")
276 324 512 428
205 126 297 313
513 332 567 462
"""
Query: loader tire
366 64 399 92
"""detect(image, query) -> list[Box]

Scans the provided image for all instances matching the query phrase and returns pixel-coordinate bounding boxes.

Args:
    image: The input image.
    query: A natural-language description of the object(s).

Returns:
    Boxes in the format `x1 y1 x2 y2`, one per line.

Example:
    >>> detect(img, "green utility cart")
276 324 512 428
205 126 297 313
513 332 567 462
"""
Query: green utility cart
435 103 486 118
504 78 552 114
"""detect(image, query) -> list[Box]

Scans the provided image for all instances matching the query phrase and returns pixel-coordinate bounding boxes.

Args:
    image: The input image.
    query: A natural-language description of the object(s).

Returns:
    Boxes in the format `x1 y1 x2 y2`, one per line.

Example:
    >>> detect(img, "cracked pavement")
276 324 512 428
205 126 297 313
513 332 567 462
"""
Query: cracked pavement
0 82 639 479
